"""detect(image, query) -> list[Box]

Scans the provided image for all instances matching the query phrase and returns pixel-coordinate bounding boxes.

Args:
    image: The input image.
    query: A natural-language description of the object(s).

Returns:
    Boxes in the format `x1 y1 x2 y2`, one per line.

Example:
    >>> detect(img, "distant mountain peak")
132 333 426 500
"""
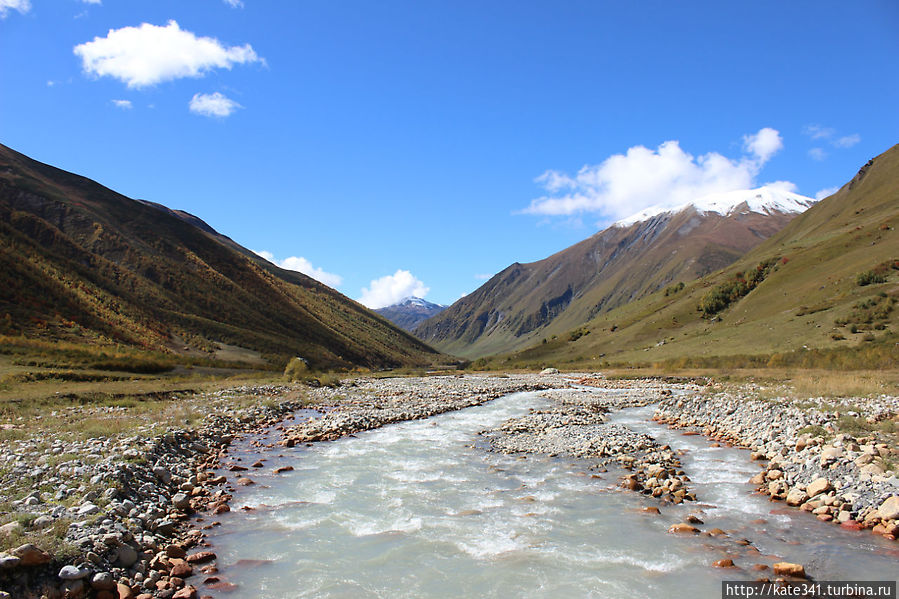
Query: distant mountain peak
397 296 444 308
614 186 816 227
375 296 446 332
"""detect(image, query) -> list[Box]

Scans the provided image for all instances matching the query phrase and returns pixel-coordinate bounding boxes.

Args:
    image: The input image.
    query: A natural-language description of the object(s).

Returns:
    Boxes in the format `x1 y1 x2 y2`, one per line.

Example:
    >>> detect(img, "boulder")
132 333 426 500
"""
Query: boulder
116 544 139 567
539 368 559 375
13 543 51 566
876 496 899 521
667 523 699 534
772 562 805 578
785 488 809 507
59 564 90 580
806 477 832 498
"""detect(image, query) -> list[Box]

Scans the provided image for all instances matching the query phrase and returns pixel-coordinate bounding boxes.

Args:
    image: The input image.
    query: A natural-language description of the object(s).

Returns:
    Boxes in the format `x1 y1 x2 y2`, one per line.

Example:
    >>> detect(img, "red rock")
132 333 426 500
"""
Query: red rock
166 544 187 559
186 551 217 564
117 582 136 598
274 466 294 474
668 523 699 534
227 465 247 472
208 582 239 592
213 504 230 515
642 507 660 514
173 586 197 599
203 577 220 584
840 520 863 531
713 558 735 568
707 528 727 537
772 562 806 578
171 562 193 578
751 564 769 571
236 477 254 486
816 514 833 522
136 594 154 599
97 591 116 599
686 515 704 524
200 566 218 575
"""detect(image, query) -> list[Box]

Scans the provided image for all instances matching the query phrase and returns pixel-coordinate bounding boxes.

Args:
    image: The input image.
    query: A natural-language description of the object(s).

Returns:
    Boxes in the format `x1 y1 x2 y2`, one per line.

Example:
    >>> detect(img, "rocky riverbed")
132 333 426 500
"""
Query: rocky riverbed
1 373 897 598
480 378 700 503
654 388 899 540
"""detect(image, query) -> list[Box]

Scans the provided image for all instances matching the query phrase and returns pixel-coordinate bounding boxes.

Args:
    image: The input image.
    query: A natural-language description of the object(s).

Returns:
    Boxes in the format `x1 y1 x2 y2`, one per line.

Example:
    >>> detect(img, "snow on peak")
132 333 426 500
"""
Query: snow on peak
399 296 441 308
613 186 816 227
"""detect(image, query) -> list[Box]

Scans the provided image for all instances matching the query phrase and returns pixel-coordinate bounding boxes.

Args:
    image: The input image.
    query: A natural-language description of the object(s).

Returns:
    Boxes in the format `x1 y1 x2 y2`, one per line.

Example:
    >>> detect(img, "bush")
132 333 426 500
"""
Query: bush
283 357 309 381
857 271 887 286
699 258 778 316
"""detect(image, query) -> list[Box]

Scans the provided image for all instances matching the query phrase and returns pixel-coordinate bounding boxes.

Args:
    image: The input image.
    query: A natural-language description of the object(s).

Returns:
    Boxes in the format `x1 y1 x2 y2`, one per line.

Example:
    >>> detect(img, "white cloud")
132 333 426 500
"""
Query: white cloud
764 180 798 193
80 0 101 4
223 0 244 7
0 0 30 18
253 250 343 288
189 92 241 117
742 127 783 163
815 186 839 200
358 270 430 309
803 125 860 150
73 20 261 88
803 124 835 140
524 128 787 219
111 99 132 109
834 134 861 148
808 147 827 161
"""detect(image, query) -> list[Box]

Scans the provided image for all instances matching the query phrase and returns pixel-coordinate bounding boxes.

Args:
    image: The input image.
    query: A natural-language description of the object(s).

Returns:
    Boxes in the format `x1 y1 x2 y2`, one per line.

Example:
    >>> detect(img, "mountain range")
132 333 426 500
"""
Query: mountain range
415 186 816 358
0 143 439 370
481 144 899 368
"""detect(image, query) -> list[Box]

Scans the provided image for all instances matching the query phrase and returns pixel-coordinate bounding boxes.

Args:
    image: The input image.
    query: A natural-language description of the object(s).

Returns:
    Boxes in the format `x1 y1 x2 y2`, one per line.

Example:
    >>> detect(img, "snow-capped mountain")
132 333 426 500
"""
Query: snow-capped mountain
417 187 813 357
375 297 446 332
614 186 816 227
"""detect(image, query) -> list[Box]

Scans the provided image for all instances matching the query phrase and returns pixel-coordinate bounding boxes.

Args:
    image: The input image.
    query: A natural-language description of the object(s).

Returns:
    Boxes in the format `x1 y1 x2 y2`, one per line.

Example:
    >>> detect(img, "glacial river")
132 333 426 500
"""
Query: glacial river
201 391 898 598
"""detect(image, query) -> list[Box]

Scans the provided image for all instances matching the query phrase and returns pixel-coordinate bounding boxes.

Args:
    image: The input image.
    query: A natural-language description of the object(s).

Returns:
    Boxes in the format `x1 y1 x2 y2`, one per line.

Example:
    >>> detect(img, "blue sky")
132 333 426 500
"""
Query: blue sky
1 1 897 308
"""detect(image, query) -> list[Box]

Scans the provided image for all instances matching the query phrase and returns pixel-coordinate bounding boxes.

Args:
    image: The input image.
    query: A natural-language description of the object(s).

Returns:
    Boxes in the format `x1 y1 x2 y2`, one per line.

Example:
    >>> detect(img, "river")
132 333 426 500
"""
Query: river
200 390 898 598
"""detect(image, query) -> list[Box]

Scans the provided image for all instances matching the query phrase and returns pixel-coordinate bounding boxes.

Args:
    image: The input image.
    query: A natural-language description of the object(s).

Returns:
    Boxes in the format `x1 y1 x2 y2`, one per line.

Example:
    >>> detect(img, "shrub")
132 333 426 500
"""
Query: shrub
283 357 309 381
699 258 778 316
857 271 887 286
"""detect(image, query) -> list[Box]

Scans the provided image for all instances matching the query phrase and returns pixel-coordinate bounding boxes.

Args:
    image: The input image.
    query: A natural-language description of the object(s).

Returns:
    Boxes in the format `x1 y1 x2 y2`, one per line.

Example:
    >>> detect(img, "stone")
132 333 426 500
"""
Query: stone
155 520 176 536
539 368 559 375
59 564 90 580
0 522 22 536
236 477 254 486
667 523 699 534
13 543 51 566
77 502 100 516
117 583 136 599
806 477 832 498
876 496 899 521
185 551 216 564
171 493 191 511
772 562 805 578
0 554 21 569
170 562 192 578
117 544 139 567
749 473 766 485
166 544 187 559
713 558 735 568
785 488 809 507
91 571 116 591
273 466 293 474
172 585 197 599
766 469 783 481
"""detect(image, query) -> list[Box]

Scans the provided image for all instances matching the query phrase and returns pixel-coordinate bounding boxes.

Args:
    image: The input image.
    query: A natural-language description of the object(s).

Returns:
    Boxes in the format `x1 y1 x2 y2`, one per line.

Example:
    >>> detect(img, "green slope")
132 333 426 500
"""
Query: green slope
0 143 441 370
486 144 899 369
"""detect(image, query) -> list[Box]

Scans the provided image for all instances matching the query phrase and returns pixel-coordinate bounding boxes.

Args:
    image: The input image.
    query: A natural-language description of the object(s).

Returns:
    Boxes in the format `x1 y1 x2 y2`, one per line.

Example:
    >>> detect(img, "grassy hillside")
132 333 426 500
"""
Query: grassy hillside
418 195 799 359
477 144 899 370
0 143 441 371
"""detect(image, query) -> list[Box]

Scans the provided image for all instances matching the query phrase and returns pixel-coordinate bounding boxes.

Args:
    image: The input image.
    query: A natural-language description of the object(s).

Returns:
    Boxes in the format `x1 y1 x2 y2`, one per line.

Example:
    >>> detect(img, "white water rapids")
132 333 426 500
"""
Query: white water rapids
201 391 898 598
